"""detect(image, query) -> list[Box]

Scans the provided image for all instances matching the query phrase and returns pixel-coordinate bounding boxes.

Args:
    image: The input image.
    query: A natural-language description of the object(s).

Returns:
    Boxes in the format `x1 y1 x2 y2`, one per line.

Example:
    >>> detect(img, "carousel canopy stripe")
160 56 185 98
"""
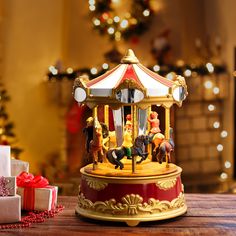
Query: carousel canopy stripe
85 62 174 97
86 64 121 87
133 64 172 96
114 64 143 88
88 64 127 89
137 64 174 87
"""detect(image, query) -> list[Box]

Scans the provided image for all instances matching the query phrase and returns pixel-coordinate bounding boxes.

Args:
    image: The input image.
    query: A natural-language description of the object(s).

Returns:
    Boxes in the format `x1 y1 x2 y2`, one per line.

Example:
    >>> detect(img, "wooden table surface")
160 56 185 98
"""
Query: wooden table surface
1 194 236 236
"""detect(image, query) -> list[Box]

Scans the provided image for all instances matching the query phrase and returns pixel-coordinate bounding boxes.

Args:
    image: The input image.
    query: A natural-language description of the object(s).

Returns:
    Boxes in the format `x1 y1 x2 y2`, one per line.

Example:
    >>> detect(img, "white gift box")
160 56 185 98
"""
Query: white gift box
0 195 21 223
0 145 11 177
11 159 29 176
17 186 58 211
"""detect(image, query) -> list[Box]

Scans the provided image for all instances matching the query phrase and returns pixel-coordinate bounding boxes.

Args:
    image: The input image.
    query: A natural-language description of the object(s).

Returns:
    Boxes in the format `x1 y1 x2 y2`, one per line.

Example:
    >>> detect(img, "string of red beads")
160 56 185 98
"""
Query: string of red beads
0 205 64 229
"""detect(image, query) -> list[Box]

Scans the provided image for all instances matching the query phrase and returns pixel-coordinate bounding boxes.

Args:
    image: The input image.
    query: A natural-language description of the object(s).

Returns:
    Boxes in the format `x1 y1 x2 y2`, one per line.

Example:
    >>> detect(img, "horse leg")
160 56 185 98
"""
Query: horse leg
109 150 125 169
165 145 172 168
153 142 158 154
152 145 158 154
98 148 104 163
157 152 162 164
116 152 124 169
119 161 124 169
158 145 166 164
139 147 149 162
113 159 123 169
135 148 144 164
100 147 104 156
136 153 148 164
92 151 98 170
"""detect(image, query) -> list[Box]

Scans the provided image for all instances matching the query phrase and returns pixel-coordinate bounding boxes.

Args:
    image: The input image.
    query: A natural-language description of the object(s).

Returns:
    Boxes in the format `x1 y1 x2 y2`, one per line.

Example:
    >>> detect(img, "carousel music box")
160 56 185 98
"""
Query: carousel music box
73 49 188 226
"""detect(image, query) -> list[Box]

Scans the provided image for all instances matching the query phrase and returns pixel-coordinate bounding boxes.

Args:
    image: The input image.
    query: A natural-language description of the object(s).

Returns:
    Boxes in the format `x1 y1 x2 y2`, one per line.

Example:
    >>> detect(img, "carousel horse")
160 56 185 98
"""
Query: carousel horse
106 135 150 169
83 117 109 154
150 128 174 165
88 118 108 167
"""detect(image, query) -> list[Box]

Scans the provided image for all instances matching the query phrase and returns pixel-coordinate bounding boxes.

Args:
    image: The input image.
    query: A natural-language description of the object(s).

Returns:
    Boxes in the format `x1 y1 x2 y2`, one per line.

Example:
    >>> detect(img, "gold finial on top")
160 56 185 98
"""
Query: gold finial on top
121 49 139 64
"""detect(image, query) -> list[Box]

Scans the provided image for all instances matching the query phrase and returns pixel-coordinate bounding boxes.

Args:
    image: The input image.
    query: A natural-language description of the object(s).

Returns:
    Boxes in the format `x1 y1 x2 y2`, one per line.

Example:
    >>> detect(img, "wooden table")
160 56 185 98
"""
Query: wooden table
1 194 236 235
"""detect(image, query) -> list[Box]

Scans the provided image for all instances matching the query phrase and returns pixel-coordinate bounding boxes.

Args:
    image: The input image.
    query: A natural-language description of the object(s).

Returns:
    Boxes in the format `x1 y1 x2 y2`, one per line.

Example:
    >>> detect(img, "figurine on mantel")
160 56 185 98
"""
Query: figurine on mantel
74 49 188 226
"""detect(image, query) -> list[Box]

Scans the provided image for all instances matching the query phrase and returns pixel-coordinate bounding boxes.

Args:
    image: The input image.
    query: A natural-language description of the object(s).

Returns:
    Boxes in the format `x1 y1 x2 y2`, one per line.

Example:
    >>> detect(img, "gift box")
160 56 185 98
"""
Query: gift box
0 145 11 177
0 195 21 223
0 176 16 196
11 159 29 177
17 172 58 211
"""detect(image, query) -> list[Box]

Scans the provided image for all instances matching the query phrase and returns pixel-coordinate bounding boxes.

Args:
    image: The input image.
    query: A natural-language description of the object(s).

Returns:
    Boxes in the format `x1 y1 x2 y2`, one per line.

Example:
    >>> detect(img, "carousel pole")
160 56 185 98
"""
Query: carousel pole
147 106 152 160
104 105 109 128
92 106 98 170
165 107 170 140
103 105 109 162
133 105 137 140
165 106 170 167
131 105 137 174
93 106 98 118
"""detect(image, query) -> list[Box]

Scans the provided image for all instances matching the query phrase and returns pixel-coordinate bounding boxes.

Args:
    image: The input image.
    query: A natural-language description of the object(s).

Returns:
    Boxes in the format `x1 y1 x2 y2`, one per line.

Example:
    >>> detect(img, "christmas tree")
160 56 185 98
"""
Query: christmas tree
0 84 22 159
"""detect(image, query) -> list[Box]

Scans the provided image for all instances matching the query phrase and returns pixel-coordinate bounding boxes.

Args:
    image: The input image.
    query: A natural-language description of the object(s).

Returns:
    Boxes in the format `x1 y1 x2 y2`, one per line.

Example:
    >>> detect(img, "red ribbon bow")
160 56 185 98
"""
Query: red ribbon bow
17 172 49 188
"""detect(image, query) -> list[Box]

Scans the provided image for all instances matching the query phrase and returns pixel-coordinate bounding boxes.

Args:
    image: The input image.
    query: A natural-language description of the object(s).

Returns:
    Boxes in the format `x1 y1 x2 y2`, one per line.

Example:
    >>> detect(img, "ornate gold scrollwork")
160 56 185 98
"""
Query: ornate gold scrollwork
84 177 108 191
156 177 177 190
77 192 185 216
113 78 146 96
173 75 188 93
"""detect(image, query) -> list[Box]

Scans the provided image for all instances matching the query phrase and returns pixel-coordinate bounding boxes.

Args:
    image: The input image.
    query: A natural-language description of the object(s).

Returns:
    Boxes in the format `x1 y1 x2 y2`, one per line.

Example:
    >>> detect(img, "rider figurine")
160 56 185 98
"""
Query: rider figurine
148 111 161 135
125 114 132 131
122 126 133 159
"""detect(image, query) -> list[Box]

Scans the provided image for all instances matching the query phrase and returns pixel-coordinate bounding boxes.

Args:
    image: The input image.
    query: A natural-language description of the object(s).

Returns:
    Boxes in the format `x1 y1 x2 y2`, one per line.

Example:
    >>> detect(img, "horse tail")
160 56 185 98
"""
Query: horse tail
158 143 166 163
159 143 166 155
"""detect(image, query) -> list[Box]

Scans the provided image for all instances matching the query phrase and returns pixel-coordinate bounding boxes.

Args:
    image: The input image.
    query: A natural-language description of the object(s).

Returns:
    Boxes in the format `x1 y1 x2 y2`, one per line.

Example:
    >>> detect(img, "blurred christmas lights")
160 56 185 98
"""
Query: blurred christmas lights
87 0 154 41
208 104 215 111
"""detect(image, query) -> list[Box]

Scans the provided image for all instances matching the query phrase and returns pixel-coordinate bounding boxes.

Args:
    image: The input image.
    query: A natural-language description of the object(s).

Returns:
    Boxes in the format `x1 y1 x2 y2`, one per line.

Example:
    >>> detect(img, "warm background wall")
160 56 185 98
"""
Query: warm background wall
0 0 234 187
2 0 64 172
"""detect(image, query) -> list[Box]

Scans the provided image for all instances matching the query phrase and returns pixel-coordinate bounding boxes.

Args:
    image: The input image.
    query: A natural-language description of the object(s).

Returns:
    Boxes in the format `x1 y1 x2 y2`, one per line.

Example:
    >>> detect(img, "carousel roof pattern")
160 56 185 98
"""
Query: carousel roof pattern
73 49 187 108
86 63 174 97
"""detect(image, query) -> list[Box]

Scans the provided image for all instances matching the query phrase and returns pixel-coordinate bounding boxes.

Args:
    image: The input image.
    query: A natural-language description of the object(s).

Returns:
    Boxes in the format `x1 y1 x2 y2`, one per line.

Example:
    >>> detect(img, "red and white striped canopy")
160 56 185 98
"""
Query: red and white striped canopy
74 49 187 105
85 62 174 97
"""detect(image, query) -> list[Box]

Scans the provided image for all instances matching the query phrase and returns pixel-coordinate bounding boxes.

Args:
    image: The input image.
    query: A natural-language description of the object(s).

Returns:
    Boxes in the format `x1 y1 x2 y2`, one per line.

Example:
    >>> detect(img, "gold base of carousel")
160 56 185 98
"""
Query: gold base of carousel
76 159 187 226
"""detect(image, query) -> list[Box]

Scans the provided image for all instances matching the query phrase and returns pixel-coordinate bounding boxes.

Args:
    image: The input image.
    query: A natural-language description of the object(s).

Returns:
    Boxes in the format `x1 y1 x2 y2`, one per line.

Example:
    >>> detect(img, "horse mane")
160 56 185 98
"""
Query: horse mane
134 135 147 147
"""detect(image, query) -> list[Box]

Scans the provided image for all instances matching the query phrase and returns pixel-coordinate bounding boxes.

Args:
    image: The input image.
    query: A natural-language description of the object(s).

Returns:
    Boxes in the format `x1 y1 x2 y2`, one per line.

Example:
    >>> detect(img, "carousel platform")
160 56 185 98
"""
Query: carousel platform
76 161 187 226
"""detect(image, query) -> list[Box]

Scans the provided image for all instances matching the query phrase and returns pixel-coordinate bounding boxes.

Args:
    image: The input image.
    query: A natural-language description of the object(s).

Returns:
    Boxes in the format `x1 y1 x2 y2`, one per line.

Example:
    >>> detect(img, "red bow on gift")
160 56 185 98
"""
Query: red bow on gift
17 172 49 188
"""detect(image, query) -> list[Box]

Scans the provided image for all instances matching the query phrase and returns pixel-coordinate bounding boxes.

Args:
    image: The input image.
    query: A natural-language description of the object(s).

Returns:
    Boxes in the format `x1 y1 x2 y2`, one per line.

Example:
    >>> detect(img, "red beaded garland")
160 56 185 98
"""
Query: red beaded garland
0 205 64 229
